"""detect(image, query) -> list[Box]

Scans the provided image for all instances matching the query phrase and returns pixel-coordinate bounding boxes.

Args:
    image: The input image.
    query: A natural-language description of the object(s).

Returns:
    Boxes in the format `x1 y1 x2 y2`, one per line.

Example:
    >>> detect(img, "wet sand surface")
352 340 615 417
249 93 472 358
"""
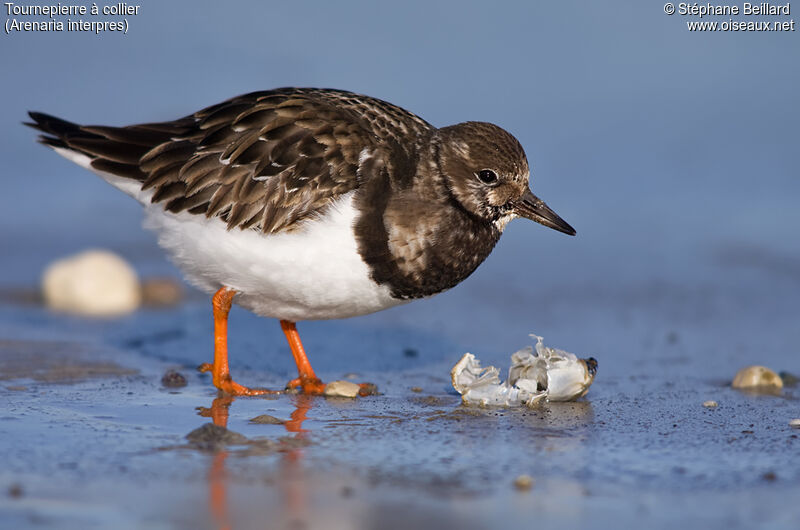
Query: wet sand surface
1 277 798 530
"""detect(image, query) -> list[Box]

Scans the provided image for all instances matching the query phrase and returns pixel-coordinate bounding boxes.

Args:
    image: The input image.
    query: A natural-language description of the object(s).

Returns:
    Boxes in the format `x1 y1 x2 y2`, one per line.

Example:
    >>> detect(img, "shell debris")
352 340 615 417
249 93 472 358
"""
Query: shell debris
451 334 597 407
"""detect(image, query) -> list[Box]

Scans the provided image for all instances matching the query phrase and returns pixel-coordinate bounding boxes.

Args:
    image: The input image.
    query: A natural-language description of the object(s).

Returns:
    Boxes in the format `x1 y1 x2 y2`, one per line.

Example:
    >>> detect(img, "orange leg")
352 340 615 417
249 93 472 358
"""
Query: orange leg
280 320 327 395
198 287 276 396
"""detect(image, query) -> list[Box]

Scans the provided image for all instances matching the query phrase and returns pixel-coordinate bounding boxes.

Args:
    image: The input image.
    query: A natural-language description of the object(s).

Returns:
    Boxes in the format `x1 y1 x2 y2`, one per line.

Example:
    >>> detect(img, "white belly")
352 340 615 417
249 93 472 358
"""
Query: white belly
144 192 407 321
49 149 406 321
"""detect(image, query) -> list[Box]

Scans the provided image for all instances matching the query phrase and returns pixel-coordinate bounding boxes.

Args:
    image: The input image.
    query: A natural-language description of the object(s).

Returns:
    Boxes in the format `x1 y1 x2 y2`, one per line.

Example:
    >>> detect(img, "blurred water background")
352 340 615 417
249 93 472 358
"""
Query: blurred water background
1 3 799 526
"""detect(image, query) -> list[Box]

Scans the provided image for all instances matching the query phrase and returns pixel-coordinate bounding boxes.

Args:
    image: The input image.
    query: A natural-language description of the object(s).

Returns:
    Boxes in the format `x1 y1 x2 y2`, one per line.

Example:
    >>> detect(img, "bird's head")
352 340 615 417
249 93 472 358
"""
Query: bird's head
434 121 575 235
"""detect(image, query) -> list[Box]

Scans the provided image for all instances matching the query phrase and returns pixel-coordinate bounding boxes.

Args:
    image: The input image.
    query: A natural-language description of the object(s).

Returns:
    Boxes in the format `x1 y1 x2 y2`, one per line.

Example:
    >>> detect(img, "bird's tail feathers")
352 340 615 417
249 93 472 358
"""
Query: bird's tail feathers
25 111 196 201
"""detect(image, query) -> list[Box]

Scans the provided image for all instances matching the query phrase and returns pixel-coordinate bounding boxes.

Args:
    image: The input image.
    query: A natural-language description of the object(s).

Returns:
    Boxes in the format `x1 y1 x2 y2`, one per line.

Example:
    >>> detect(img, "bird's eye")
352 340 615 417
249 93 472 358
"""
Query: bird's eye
477 169 498 184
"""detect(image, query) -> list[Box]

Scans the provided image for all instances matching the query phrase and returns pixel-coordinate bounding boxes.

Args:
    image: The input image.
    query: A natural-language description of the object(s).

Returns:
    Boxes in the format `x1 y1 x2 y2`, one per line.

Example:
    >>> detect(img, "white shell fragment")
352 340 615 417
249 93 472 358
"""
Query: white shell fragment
451 334 597 407
42 249 141 317
323 380 361 398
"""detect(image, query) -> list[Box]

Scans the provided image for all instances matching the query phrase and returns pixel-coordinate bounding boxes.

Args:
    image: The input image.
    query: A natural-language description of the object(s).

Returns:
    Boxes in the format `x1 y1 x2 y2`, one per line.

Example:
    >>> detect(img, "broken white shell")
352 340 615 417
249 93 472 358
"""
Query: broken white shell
451 334 597 407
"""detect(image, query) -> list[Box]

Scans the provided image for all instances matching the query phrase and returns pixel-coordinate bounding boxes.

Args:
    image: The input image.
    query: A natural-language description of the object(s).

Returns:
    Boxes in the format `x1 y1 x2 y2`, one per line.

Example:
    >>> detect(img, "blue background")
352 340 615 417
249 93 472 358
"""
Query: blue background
2 0 798 372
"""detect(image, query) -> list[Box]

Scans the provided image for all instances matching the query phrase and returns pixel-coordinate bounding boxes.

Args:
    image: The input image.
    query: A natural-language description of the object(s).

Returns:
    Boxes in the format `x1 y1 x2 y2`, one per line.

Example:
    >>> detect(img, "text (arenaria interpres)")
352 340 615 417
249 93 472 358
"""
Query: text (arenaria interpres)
4 2 141 34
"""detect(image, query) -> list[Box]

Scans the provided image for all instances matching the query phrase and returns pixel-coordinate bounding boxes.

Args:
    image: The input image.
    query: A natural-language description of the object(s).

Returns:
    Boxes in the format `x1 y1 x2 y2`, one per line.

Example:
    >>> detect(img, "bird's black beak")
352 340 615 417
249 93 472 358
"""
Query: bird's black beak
512 188 576 236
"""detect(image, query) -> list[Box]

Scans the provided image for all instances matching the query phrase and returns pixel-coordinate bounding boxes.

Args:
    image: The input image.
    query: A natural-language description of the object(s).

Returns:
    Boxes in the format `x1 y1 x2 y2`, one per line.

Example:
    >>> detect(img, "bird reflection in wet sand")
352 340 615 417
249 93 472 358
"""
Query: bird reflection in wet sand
196 396 314 530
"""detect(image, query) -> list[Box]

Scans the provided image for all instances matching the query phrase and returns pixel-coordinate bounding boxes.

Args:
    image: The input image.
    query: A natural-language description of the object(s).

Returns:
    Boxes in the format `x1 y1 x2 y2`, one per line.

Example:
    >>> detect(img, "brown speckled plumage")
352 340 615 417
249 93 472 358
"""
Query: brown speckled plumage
28 87 575 301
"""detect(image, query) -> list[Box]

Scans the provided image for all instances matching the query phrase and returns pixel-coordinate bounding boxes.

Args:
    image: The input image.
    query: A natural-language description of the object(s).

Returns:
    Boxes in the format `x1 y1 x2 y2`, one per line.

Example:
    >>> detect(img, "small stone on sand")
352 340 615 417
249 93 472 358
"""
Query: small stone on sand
161 369 187 388
732 365 783 391
513 474 534 491
789 419 800 429
249 414 285 425
186 423 248 449
324 380 361 398
703 400 718 408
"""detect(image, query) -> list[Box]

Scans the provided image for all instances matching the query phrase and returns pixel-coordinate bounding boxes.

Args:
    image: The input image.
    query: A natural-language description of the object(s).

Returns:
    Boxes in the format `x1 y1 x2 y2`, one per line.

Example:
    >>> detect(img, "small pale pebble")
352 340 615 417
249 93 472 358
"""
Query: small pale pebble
789 419 800 429
703 400 718 408
323 380 361 398
732 366 783 391
42 250 140 317
513 474 534 491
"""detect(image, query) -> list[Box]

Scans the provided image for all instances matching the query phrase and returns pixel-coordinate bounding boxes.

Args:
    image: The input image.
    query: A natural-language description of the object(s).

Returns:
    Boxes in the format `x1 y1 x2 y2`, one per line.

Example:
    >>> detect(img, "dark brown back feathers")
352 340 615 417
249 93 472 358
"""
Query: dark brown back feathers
27 88 432 233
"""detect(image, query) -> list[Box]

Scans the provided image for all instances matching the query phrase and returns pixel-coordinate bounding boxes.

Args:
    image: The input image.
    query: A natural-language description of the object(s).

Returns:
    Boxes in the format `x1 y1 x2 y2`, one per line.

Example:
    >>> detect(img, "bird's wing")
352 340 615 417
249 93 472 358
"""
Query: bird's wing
143 89 402 233
30 88 432 234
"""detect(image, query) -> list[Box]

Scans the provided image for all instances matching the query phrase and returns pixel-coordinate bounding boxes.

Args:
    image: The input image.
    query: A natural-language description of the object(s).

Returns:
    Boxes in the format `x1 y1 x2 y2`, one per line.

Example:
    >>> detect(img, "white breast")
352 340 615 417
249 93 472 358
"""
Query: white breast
144 192 407 321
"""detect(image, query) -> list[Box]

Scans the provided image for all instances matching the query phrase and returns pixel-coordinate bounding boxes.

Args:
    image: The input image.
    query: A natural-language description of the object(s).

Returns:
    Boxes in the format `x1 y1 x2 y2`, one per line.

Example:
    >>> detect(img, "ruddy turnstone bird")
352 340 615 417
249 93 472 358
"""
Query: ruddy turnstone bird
27 88 575 396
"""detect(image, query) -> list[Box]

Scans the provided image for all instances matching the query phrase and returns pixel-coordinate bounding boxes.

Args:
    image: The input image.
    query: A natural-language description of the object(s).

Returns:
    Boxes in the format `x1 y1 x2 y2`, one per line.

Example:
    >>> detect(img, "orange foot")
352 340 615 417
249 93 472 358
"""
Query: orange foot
198 362 276 397
279 321 378 396
200 287 278 397
285 375 327 395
